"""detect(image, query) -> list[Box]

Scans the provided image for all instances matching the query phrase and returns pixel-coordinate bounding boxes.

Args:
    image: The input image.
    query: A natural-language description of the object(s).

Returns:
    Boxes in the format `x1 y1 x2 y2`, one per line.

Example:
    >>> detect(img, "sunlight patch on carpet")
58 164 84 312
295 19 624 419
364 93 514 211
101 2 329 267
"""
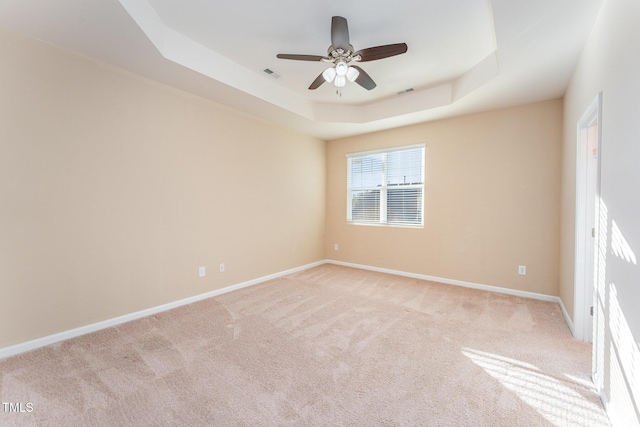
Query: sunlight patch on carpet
462 348 610 426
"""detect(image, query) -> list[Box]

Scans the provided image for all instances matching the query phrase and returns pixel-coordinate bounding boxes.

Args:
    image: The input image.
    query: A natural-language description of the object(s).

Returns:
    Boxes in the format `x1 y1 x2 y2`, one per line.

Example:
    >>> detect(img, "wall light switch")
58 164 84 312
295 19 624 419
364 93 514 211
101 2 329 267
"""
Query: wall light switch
334 244 339 251
198 266 206 277
219 263 225 273
518 265 527 275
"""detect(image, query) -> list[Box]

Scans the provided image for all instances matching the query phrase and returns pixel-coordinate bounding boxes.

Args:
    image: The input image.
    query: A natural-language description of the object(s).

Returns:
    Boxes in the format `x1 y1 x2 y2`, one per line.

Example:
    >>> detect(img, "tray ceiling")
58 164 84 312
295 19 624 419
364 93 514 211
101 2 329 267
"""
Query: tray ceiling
0 0 603 139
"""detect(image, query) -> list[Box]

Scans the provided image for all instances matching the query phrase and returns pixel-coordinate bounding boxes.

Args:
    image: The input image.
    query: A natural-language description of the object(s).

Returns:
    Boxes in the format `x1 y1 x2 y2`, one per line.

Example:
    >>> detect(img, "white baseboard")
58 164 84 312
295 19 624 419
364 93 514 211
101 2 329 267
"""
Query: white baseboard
327 259 561 303
597 387 611 421
557 298 575 336
0 260 325 360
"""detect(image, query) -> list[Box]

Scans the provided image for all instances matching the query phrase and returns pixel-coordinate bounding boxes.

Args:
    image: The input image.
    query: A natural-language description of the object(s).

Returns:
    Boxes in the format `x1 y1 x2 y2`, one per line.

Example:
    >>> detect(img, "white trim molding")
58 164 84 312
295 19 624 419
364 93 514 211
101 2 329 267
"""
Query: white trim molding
573 91 602 343
0 260 325 360
558 298 575 336
327 260 561 302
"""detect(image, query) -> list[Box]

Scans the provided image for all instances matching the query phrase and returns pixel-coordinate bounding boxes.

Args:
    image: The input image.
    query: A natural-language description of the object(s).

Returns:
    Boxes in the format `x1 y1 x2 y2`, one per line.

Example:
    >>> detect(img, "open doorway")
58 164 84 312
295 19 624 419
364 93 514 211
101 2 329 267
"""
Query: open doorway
574 92 602 380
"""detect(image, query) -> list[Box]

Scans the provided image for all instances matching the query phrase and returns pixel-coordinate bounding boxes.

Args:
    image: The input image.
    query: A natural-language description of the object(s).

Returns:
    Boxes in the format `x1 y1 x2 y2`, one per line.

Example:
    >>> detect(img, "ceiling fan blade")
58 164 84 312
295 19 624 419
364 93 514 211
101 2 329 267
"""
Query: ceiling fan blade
355 43 408 62
331 16 350 51
308 72 326 90
277 54 326 61
351 66 376 90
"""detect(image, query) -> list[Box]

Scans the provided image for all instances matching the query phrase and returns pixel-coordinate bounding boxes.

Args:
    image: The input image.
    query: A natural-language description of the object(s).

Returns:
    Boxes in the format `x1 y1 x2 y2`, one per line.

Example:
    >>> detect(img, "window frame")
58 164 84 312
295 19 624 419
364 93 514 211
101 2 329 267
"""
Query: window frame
346 143 425 228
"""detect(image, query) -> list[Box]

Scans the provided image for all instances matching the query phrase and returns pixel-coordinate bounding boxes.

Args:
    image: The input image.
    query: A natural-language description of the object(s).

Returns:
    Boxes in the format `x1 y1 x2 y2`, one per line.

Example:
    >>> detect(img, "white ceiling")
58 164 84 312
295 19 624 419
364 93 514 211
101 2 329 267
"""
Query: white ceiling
0 0 603 140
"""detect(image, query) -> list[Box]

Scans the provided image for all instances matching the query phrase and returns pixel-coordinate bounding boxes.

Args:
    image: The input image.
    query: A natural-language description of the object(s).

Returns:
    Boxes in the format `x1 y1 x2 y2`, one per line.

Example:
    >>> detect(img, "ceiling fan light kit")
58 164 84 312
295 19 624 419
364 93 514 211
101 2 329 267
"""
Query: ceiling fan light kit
322 59 359 87
277 16 407 95
335 60 348 76
322 67 336 83
346 67 360 82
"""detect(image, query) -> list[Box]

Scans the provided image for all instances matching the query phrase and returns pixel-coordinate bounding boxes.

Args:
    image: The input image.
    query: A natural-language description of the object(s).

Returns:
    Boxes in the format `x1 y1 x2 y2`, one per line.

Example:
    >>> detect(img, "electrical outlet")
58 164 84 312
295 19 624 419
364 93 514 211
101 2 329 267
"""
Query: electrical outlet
334 243 339 251
219 263 225 273
518 265 527 275
198 266 206 277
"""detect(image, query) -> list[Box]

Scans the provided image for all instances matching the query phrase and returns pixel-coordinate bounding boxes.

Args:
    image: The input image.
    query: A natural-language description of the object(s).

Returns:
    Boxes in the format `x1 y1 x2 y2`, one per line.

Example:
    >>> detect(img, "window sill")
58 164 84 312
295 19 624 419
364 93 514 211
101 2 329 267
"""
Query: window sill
347 222 424 229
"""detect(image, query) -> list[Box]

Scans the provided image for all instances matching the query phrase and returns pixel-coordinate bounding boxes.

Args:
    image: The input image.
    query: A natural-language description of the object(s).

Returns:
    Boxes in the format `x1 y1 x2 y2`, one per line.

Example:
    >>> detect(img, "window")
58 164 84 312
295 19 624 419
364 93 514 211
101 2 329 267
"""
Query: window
346 144 425 226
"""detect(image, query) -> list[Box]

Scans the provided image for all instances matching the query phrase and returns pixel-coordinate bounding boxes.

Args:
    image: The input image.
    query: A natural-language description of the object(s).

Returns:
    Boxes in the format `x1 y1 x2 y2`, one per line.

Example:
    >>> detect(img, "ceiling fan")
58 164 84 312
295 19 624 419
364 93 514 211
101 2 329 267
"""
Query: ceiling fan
276 16 408 92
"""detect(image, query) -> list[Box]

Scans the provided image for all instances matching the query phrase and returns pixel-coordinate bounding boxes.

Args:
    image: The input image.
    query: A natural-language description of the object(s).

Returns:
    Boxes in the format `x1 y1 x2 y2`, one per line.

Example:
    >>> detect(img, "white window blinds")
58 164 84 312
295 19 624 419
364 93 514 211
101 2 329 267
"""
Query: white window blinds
346 144 425 226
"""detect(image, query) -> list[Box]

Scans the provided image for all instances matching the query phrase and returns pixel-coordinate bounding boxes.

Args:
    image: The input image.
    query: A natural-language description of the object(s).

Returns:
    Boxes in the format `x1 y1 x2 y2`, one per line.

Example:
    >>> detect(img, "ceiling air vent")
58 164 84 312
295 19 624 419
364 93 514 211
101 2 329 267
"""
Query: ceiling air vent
262 68 280 79
397 88 414 95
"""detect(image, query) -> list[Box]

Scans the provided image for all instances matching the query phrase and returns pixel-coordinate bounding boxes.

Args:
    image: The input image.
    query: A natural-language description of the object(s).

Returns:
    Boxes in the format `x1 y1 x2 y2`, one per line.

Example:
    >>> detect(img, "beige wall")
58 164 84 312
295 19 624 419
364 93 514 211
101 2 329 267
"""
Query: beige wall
561 0 640 424
0 30 326 348
327 100 562 296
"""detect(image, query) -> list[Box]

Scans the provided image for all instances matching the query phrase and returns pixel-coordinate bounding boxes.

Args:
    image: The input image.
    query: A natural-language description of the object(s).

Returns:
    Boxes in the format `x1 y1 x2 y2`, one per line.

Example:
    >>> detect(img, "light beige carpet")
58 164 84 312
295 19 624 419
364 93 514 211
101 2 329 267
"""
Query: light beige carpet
0 264 609 426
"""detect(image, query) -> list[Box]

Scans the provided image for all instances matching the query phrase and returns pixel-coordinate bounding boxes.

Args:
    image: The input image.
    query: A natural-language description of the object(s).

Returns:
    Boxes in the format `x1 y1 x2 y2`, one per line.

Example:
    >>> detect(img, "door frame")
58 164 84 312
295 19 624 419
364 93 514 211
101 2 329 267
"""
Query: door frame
573 92 602 346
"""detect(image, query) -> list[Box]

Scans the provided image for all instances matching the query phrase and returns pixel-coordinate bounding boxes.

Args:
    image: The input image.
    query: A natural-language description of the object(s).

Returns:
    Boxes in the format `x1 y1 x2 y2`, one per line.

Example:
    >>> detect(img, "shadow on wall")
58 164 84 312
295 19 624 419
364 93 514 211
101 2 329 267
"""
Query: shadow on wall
594 197 640 425
611 221 637 265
